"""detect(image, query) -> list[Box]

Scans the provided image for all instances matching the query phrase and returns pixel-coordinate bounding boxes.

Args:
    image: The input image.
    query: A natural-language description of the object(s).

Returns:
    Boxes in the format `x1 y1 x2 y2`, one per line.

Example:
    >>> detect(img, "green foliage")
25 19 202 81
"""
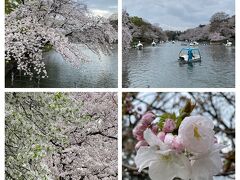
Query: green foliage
5 0 23 14
42 43 53 52
5 92 92 179
165 30 181 41
130 16 148 27
157 100 195 130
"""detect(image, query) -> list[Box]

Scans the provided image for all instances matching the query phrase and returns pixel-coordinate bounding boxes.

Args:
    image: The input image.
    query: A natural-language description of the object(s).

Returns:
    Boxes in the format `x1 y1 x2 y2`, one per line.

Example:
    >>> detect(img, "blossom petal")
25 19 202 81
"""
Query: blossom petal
143 128 160 146
174 153 192 179
191 150 222 179
148 154 191 180
134 146 159 172
144 128 165 147
211 143 226 152
148 160 176 180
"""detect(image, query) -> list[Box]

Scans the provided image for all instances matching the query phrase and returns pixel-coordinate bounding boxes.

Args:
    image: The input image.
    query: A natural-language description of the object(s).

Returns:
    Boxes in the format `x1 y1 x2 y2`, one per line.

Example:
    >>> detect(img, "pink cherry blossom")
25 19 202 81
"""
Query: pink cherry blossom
134 108 225 180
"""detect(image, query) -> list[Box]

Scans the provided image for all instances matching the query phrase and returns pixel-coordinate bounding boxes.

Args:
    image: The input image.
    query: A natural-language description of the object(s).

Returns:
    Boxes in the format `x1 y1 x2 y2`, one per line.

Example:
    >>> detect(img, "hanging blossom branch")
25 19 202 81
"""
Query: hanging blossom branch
5 0 117 79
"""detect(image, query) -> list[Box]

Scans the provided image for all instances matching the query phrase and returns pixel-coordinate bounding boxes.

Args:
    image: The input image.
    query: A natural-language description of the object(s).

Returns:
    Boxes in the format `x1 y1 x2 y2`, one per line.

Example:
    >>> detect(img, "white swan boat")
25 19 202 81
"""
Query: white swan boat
189 41 199 46
152 40 156 46
225 40 232 47
137 41 143 50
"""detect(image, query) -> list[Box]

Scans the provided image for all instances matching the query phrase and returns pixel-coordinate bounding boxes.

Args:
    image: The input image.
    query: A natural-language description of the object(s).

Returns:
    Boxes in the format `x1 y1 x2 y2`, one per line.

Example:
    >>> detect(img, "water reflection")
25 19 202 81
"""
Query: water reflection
6 46 118 88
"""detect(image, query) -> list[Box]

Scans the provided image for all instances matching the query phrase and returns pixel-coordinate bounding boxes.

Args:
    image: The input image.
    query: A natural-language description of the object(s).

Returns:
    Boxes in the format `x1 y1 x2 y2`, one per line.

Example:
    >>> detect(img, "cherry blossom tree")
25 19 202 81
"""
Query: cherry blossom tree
210 12 230 23
5 0 117 79
178 12 234 42
122 10 133 52
209 32 226 42
6 92 118 179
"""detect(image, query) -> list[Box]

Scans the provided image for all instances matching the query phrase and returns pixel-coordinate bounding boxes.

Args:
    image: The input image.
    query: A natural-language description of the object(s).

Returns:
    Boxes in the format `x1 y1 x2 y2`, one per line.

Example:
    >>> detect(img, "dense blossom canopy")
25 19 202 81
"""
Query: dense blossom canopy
5 92 118 179
5 0 117 78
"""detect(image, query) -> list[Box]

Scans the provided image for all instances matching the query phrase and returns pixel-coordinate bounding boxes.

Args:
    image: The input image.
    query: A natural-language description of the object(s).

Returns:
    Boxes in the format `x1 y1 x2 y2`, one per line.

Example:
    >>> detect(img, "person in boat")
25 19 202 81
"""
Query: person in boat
188 49 194 61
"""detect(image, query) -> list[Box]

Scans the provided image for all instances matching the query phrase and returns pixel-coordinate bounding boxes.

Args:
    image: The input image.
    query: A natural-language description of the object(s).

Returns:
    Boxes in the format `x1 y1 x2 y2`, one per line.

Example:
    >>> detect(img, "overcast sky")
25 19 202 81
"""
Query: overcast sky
123 0 235 31
82 0 117 17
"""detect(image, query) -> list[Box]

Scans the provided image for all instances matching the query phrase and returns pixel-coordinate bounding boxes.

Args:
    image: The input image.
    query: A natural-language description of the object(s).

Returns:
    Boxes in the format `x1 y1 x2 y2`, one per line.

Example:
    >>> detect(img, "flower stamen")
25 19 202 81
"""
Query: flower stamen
161 155 171 161
194 126 201 140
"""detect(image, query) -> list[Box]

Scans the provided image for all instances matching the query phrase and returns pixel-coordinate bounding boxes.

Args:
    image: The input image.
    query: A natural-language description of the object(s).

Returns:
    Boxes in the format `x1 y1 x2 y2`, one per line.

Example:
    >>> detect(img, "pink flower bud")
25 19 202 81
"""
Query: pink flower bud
140 112 156 126
157 131 166 142
163 119 176 133
133 124 146 135
164 133 174 145
133 123 148 141
132 126 139 137
135 140 148 150
151 125 159 135
172 136 184 152
132 112 156 142
134 135 144 141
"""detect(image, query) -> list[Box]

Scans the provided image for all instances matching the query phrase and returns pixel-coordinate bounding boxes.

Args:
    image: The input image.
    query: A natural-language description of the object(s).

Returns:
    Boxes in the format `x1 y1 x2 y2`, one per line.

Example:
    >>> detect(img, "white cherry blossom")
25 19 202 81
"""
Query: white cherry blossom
178 115 215 154
135 129 191 180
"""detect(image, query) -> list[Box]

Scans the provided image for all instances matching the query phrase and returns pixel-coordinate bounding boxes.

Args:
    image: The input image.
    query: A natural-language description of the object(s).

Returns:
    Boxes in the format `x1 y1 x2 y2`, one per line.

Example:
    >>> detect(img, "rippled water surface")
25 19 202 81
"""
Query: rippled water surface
6 47 118 88
123 42 235 88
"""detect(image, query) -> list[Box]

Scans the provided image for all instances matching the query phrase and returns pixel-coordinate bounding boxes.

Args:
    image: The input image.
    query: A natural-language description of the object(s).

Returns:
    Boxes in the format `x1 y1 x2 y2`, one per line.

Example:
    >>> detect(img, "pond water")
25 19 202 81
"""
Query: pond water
123 42 235 88
6 47 118 88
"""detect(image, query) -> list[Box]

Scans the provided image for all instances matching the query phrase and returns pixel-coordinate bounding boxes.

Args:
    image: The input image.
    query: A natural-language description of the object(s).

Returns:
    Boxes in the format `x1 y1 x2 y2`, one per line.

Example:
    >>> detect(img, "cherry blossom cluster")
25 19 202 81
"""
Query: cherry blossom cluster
46 93 118 179
5 0 117 79
6 15 66 78
133 101 224 180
